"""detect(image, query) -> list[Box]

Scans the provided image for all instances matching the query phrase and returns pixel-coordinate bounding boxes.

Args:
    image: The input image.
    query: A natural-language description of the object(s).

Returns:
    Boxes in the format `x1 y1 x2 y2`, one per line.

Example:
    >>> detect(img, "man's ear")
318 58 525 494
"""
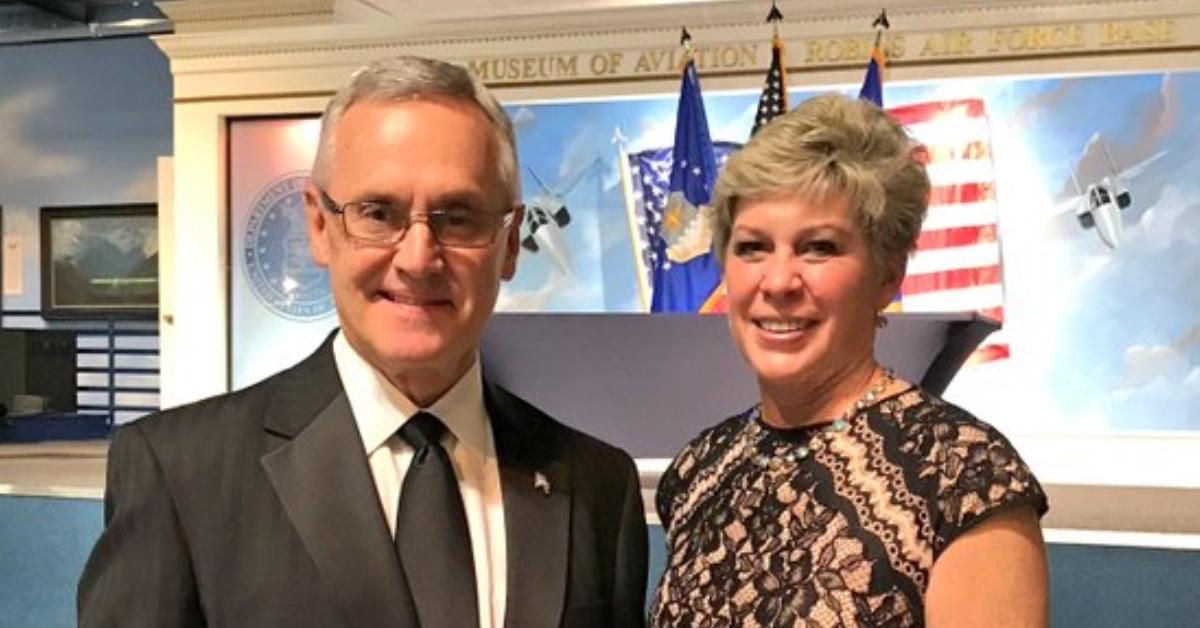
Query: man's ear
500 204 523 281
304 182 332 268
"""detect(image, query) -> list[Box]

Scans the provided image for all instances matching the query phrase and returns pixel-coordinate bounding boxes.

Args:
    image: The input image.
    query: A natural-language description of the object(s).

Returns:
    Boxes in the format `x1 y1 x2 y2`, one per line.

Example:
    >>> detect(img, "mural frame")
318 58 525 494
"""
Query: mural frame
39 204 159 319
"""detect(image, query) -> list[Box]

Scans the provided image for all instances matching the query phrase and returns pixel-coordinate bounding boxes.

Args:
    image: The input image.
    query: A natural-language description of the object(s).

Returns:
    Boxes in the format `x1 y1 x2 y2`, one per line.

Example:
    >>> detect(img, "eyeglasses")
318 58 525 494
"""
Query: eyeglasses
317 189 518 249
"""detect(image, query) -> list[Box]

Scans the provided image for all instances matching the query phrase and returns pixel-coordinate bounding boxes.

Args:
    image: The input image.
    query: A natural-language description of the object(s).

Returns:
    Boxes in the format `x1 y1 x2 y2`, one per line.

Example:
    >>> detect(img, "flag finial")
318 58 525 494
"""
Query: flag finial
766 1 784 23
872 8 890 30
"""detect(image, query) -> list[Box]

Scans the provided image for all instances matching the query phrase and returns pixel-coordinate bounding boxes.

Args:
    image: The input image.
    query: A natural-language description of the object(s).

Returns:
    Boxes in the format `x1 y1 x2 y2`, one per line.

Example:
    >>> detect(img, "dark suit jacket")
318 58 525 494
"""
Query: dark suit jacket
78 336 648 628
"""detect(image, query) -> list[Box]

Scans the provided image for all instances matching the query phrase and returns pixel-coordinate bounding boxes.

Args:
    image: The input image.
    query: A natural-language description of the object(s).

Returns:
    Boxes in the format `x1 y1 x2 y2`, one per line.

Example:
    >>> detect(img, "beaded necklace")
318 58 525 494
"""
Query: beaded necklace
746 367 895 469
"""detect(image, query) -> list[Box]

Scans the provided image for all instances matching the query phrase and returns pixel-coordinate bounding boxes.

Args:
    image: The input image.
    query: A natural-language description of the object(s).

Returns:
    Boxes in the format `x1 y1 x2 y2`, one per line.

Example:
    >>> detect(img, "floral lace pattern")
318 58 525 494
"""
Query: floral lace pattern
651 387 1047 627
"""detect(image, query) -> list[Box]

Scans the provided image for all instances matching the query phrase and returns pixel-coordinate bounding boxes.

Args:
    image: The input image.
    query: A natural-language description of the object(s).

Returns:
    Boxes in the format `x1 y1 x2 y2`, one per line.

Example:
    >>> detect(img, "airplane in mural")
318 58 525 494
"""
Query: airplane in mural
519 158 604 276
1055 137 1165 251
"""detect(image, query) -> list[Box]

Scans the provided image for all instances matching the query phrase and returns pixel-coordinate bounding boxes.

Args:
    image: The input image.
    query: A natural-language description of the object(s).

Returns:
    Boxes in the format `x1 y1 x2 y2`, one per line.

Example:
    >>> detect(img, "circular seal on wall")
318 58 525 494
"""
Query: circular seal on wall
243 172 334 321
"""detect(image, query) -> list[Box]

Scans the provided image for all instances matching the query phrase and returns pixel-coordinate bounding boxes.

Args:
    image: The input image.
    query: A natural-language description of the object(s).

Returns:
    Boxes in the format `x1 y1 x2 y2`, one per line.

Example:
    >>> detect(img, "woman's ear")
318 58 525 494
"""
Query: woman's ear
876 257 906 310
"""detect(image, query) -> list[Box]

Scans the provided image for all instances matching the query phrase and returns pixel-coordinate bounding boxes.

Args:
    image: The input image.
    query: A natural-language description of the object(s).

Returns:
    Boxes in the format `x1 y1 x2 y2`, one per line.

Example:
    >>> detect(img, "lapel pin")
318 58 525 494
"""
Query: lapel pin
533 471 552 496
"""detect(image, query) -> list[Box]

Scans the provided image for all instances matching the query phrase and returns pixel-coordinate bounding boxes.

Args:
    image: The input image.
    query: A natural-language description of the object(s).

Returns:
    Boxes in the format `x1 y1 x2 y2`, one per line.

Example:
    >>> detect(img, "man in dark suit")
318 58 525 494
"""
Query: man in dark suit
78 55 648 628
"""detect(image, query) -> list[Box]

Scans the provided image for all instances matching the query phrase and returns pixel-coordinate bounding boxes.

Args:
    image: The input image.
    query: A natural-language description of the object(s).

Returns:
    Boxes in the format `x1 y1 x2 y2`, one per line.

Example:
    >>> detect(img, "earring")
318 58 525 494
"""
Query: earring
875 313 889 329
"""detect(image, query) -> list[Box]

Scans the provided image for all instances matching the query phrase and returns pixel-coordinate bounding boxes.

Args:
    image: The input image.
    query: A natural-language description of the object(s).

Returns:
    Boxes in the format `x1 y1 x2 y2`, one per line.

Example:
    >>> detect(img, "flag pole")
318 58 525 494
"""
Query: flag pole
871 8 890 55
767 1 784 39
614 127 651 311
858 8 890 107
768 2 787 111
751 2 789 137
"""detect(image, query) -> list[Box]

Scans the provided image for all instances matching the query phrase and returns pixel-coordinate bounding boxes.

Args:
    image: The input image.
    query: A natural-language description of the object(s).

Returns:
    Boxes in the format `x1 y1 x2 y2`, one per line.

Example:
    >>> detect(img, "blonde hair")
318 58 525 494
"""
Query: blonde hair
711 93 929 275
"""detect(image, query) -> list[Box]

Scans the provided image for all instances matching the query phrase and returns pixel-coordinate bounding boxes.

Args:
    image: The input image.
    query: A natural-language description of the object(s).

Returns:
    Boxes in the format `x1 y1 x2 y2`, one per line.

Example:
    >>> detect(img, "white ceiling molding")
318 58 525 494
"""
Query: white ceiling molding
153 0 1200 102
160 0 335 33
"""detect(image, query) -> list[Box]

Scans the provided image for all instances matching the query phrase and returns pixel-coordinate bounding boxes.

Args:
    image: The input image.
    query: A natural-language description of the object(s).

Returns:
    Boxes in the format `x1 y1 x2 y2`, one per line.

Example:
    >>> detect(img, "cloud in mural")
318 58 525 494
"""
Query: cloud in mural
555 124 608 184
120 167 159 203
1122 343 1190 389
629 114 675 153
1010 79 1077 131
713 102 757 143
1057 74 1177 201
497 272 559 312
1131 73 1178 161
1038 156 1200 429
511 106 536 129
0 87 83 185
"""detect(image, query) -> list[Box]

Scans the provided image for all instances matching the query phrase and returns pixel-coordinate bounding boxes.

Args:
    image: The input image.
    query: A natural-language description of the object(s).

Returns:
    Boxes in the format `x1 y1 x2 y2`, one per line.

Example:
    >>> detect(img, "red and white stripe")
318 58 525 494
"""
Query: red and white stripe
888 99 1008 362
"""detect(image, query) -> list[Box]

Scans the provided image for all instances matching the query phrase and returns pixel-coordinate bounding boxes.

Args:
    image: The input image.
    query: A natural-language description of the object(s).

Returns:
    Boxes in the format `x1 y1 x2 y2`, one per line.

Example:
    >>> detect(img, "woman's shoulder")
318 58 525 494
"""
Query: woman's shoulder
680 409 752 455
654 408 754 527
882 386 1014 450
661 409 752 483
880 386 1048 551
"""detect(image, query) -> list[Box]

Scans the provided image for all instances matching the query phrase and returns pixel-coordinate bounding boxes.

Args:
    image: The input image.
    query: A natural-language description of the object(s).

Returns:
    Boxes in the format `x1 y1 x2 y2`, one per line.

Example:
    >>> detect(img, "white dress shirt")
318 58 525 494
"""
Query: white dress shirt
333 332 506 628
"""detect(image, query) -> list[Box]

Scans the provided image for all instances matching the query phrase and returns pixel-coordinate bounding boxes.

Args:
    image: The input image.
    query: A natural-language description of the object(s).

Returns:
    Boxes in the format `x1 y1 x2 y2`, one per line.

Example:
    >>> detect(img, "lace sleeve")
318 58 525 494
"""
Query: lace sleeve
929 410 1049 554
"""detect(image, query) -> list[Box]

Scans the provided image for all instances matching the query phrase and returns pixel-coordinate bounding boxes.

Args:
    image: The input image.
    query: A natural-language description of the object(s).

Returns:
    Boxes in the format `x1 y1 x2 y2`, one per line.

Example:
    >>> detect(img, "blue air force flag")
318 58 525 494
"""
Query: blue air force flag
624 60 739 312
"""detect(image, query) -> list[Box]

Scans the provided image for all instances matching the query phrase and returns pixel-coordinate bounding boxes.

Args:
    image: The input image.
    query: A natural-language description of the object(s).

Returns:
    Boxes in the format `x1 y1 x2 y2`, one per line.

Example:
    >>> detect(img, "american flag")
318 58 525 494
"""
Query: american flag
887 99 1008 362
752 34 788 136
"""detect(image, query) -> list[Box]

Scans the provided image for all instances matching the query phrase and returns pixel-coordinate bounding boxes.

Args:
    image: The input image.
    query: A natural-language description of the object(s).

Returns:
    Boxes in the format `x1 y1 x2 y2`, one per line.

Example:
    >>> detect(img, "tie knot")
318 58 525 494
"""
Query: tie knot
398 412 447 450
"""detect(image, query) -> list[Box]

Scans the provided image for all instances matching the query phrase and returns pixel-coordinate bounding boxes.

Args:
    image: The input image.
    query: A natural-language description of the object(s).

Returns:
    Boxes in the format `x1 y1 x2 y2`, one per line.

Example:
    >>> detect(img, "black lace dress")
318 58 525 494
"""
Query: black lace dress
651 386 1047 627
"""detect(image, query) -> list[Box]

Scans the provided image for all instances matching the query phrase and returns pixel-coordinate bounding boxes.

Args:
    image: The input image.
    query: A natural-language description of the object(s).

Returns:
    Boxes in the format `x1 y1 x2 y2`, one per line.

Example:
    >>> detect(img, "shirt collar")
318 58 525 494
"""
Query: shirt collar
333 330 488 455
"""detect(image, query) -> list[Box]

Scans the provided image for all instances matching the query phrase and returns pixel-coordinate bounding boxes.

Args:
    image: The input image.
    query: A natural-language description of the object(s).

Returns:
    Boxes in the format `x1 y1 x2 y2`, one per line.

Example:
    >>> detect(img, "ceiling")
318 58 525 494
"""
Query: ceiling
0 0 1090 45
0 0 174 45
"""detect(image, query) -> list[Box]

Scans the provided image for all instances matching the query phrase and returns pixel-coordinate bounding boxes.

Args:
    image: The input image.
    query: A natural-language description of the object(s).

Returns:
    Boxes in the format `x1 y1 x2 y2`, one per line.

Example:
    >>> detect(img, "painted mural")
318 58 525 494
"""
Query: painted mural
500 70 1200 434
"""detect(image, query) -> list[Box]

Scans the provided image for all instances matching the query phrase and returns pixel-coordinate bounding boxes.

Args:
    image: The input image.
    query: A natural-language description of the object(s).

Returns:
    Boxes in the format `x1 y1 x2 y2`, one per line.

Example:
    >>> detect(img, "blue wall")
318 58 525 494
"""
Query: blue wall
3 497 1197 628
0 496 102 628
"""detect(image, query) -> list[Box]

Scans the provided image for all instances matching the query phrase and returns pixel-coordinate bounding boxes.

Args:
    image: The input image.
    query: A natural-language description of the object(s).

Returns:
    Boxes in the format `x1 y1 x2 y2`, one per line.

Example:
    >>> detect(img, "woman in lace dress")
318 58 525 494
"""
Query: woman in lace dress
651 94 1048 627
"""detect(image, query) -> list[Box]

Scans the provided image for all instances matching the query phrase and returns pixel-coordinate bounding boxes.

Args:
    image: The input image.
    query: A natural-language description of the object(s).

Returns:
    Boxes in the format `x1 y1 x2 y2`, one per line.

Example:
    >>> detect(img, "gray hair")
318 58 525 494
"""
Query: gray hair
310 55 521 203
711 93 930 275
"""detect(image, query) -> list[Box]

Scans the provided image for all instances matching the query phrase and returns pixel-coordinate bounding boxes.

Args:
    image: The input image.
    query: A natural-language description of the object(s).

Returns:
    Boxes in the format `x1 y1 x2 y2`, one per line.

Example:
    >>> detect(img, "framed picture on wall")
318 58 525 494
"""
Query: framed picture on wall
40 204 158 318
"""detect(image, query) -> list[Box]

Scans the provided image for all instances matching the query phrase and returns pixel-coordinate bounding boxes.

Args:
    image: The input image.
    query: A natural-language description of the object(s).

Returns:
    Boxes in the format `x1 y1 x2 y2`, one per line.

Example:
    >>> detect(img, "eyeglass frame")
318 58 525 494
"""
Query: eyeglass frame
315 187 521 249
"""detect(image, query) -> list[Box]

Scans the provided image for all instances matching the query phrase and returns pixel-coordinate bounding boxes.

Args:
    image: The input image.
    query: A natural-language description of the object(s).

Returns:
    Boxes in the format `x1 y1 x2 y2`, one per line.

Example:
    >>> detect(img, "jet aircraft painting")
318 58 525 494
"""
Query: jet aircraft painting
1053 136 1165 250
519 158 604 276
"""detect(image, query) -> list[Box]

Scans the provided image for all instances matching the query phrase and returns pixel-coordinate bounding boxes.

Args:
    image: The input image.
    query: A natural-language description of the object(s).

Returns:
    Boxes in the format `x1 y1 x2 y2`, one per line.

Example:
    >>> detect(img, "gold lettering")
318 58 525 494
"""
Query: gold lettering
1061 25 1086 48
919 35 941 57
806 40 827 63
919 32 973 58
718 46 740 68
633 51 655 74
607 52 623 75
1161 19 1177 44
843 39 869 61
739 44 756 67
804 38 874 63
986 25 1087 54
953 32 973 55
466 59 489 81
1101 19 1176 46
588 53 610 75
633 49 672 74
464 55 581 82
557 56 578 78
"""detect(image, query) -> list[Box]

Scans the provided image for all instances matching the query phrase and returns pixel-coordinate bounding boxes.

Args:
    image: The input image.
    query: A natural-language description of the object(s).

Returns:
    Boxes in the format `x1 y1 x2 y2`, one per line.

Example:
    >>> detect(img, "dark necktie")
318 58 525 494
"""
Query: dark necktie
394 412 480 628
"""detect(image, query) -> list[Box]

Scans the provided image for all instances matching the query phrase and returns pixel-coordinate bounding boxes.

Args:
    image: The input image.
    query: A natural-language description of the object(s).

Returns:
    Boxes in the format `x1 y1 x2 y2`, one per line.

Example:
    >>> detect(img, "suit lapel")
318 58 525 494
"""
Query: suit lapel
486 383 571 628
260 337 418 628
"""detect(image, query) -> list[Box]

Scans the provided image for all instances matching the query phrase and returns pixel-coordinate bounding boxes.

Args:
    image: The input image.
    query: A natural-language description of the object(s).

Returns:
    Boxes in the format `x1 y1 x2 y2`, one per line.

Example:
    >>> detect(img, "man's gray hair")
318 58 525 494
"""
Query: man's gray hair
310 55 521 203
